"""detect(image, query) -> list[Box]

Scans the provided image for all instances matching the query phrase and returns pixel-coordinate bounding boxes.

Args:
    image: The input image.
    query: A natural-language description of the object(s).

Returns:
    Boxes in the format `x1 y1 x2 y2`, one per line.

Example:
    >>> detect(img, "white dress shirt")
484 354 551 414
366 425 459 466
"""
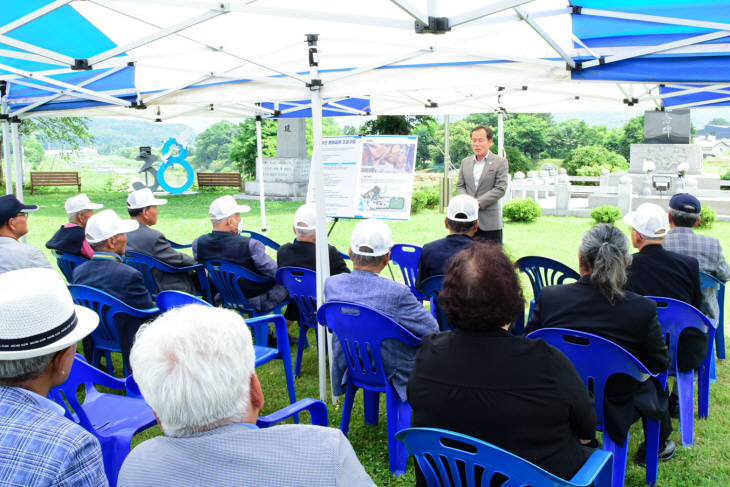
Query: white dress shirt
473 154 488 186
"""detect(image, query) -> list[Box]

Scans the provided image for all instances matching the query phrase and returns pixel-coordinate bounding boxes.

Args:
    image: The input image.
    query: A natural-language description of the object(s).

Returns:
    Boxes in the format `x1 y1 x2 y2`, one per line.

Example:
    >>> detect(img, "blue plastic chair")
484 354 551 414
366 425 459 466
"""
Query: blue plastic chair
513 256 580 335
390 244 425 301
241 230 281 251
48 355 156 487
396 428 613 487
700 271 725 361
317 301 421 476
167 239 191 249
156 290 211 309
124 251 211 303
50 249 88 282
647 296 717 447
417 275 452 331
275 267 319 377
256 398 329 428
202 259 287 347
527 328 663 487
68 285 161 377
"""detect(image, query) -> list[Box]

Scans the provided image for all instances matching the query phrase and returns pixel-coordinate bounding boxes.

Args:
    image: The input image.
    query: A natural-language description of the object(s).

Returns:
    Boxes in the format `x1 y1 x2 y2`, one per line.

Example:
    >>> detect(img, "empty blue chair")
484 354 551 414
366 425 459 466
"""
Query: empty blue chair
318 301 421 476
527 328 663 487
167 239 191 249
647 296 717 446
700 271 725 360
417 274 452 331
68 285 161 377
124 251 211 303
48 355 157 487
275 267 319 376
241 230 281 251
513 256 580 335
396 428 613 487
50 249 88 282
390 244 424 301
202 259 287 347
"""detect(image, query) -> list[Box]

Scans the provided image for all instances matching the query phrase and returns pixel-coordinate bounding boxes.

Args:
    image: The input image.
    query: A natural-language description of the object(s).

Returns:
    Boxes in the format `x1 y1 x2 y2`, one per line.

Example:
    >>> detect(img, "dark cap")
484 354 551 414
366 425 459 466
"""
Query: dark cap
0 195 39 225
669 193 701 214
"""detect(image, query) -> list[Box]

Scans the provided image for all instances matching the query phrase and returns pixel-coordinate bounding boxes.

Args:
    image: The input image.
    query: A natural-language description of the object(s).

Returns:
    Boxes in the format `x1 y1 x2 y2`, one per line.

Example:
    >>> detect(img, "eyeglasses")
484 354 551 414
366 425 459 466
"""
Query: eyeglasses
14 212 28 220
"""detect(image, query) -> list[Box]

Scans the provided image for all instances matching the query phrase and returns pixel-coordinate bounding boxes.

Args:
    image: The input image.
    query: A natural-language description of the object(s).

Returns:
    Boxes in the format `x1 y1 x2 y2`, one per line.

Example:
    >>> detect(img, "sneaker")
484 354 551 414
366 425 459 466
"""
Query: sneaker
634 440 676 466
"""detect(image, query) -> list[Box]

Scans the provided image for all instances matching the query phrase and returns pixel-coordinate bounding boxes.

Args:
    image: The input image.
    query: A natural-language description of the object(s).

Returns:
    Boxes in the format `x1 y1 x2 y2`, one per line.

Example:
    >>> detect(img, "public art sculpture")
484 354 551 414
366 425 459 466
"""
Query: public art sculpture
131 137 194 194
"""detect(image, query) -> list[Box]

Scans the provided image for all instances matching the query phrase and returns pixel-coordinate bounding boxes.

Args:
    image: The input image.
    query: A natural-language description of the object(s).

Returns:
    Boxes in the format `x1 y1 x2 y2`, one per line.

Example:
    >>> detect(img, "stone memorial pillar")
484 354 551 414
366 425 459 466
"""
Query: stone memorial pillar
513 171 525 199
556 174 570 211
618 176 632 216
600 169 610 187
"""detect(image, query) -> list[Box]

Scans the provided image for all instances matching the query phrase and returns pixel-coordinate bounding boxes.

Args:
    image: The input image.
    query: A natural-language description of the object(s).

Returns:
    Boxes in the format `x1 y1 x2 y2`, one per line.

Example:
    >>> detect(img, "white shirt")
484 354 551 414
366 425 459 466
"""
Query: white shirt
17 387 66 416
473 154 488 186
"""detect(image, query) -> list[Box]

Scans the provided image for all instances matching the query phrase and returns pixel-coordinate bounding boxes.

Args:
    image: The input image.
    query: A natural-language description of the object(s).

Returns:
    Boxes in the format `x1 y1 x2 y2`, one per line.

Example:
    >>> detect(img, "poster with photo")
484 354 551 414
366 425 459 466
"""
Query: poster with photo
306 135 418 220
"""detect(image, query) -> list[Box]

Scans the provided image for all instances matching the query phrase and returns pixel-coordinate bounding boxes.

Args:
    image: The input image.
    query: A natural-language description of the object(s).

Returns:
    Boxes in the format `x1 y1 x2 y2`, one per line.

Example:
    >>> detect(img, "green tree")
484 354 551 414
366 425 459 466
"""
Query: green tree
464 112 498 129
342 125 359 135
359 115 435 135
562 146 628 176
616 115 644 160
490 144 532 175
430 119 473 167
11 118 93 161
194 121 240 168
503 114 552 158
306 117 341 156
229 119 277 179
22 138 45 169
411 122 439 169
709 117 730 126
549 119 610 158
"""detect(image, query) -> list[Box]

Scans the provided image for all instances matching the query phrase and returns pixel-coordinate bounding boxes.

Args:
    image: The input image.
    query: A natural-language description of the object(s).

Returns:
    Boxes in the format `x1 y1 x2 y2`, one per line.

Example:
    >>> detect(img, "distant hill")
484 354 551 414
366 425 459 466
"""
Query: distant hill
86 118 194 150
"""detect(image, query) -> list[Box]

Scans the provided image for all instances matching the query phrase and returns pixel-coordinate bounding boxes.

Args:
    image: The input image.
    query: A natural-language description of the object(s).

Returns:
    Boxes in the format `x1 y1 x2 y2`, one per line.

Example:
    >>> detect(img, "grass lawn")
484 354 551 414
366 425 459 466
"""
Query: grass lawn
20 186 730 486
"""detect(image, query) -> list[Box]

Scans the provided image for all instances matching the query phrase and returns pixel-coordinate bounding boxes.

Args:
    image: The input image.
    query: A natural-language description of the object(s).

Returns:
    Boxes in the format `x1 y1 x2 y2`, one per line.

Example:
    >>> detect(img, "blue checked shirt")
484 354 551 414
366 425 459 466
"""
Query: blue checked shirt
0 386 107 487
664 226 730 319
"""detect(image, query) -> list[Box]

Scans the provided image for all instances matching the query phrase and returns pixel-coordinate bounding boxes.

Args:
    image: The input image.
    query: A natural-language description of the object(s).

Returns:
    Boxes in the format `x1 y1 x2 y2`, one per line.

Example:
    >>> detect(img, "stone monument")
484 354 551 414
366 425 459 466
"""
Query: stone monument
240 119 311 201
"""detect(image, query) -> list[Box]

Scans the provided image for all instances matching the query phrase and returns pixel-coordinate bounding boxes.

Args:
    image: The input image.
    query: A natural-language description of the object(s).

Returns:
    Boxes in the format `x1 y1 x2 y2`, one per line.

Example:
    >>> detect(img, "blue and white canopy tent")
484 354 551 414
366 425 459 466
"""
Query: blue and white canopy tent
2 0 729 401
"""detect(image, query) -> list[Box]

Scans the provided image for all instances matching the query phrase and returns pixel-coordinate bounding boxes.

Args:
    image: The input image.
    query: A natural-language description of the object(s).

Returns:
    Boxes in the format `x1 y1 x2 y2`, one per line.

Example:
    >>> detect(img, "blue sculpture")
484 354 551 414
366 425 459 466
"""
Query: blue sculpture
131 137 194 194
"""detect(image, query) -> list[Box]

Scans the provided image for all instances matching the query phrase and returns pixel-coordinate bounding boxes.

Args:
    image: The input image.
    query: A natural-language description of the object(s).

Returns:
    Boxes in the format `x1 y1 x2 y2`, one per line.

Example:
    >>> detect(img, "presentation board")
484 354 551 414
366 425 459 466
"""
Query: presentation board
306 135 418 220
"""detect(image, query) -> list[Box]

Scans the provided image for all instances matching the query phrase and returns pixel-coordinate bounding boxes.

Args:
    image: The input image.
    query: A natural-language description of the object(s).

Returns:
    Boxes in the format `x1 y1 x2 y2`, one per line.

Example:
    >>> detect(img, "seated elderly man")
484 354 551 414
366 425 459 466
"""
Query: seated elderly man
118 305 375 487
277 203 350 323
0 268 106 486
326 219 439 404
193 195 288 315
46 193 102 259
125 188 197 294
72 210 153 371
415 194 479 287
0 195 53 274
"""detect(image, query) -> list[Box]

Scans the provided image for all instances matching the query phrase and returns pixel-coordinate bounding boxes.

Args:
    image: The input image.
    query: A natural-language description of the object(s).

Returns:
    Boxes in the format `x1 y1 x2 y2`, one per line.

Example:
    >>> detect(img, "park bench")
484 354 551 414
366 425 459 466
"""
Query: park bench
30 171 81 195
196 172 242 191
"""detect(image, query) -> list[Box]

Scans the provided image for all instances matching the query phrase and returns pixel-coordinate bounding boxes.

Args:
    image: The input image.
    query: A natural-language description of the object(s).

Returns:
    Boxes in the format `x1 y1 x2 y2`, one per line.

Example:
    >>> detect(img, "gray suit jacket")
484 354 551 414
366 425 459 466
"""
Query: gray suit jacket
125 223 197 294
325 270 439 402
457 152 509 231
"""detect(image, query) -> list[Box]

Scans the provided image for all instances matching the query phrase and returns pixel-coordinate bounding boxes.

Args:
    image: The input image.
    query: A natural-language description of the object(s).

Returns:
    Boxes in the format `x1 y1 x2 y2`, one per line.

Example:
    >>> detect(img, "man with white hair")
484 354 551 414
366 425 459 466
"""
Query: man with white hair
0 268 106 486
46 193 103 259
325 219 439 403
118 305 375 487
72 210 153 371
277 203 350 323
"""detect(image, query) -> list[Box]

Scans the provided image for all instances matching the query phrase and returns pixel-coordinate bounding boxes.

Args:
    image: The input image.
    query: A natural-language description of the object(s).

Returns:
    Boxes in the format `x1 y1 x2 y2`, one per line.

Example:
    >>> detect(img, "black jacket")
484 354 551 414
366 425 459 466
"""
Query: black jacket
415 234 474 287
525 276 670 445
408 328 596 483
626 244 706 371
46 225 86 256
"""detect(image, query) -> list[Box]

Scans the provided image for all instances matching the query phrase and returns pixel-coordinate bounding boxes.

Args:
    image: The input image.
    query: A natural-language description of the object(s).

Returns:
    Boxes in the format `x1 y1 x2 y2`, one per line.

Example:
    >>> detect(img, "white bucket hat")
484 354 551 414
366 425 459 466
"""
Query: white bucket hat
447 195 479 222
350 218 394 257
127 188 168 210
64 194 103 214
85 209 139 244
0 268 98 360
623 203 669 238
209 195 250 220
294 203 330 230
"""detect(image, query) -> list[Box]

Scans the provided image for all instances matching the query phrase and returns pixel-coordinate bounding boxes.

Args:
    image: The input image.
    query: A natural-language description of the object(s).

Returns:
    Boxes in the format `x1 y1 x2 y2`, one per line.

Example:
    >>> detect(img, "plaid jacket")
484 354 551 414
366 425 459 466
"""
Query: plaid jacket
664 226 730 319
0 386 107 487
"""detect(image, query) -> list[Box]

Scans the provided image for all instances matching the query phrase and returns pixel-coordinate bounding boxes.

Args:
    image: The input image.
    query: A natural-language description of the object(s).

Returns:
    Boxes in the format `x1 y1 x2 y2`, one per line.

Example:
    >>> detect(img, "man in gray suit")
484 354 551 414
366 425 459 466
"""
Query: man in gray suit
125 188 197 294
326 219 439 403
119 304 375 487
456 125 509 243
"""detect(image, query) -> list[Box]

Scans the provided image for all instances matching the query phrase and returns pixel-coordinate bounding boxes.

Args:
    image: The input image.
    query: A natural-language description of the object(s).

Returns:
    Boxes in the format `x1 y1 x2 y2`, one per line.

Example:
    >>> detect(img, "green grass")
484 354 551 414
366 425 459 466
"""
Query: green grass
20 186 730 486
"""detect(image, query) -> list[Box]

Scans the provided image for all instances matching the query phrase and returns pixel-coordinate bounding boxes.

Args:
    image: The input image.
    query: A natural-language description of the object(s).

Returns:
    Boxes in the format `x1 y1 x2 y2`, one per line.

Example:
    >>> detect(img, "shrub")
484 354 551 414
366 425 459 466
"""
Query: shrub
537 151 551 159
698 205 716 229
563 146 628 176
591 205 622 224
722 167 730 181
410 184 440 214
490 145 532 175
503 198 541 222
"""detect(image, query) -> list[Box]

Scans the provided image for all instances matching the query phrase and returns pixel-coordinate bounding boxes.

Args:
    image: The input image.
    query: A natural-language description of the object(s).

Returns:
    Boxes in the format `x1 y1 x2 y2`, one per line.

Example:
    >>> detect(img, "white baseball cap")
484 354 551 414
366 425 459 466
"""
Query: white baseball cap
623 203 669 238
127 188 168 210
294 203 330 230
0 268 98 359
350 218 394 257
64 194 103 214
85 209 139 244
208 195 251 220
447 195 479 222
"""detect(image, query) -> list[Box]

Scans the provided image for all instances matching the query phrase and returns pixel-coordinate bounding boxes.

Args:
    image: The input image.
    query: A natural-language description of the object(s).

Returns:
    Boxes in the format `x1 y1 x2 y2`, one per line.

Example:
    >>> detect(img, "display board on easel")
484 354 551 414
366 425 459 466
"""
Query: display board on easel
305 135 418 221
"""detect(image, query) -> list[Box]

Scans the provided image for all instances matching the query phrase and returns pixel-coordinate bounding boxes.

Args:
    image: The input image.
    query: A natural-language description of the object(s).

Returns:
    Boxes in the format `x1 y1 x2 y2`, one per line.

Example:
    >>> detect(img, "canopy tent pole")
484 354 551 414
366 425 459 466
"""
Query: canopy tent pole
10 118 24 243
441 114 450 212
1 83 11 195
255 114 267 234
498 109 505 158
308 34 332 403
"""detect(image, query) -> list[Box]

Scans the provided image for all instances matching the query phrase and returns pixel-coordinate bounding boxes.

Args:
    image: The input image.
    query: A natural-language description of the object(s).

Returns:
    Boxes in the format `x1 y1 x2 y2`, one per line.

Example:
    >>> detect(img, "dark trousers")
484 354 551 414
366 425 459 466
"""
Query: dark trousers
634 405 673 447
474 228 503 244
